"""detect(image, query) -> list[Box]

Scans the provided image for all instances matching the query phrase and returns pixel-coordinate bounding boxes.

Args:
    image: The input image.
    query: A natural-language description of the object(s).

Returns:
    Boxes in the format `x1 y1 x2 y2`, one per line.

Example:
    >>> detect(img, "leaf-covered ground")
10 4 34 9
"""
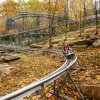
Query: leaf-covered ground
23 28 100 100
0 29 100 99
0 51 63 96
74 47 100 85
24 47 99 100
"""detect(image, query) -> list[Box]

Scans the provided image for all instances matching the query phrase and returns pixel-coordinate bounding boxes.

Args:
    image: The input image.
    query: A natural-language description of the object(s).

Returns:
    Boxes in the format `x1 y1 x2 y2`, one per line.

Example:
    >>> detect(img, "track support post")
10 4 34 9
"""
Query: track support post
67 71 84 100
50 70 85 100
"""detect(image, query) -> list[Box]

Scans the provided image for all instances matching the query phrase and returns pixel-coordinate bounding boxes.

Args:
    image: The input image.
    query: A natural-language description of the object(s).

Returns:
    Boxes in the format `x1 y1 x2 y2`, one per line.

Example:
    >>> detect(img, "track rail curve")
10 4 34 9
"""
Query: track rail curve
0 45 77 100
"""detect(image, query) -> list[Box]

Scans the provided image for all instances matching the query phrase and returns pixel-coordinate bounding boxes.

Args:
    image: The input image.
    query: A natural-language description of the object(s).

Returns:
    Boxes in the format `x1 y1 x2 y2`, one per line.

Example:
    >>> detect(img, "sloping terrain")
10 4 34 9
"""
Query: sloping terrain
0 51 63 96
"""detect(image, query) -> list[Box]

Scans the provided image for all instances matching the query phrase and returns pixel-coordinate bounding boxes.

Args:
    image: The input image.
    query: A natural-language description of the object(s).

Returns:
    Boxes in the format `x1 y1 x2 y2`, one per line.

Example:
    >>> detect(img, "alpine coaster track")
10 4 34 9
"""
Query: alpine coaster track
0 45 78 100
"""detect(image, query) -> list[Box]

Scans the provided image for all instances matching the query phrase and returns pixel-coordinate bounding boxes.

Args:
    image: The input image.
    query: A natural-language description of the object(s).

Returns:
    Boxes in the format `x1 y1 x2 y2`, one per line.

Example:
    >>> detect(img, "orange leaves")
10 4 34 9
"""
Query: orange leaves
0 22 6 32
70 0 94 21
0 51 62 96
2 0 19 17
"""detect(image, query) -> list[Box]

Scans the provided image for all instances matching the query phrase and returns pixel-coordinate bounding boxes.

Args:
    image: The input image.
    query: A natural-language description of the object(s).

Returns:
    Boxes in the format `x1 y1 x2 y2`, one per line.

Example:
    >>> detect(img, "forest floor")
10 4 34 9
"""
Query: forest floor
22 28 100 100
0 51 63 96
32 47 100 100
0 28 100 100
29 28 100 100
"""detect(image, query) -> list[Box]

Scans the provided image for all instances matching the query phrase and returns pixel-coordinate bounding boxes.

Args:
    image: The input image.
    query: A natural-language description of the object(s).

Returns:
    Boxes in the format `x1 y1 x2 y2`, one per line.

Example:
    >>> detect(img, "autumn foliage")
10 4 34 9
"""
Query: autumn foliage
0 0 95 33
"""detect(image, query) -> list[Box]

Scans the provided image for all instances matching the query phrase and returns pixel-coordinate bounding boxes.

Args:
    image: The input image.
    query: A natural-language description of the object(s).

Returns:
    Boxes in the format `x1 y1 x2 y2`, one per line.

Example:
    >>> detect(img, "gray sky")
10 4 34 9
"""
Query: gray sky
0 0 44 3
0 0 99 4
0 0 27 3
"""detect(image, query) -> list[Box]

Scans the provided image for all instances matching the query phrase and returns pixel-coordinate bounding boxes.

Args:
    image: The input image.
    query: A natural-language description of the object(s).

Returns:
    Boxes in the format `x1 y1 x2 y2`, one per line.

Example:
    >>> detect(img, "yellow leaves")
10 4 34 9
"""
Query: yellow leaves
96 75 100 80
1 1 19 17
0 0 94 20
0 22 6 32
0 51 62 96
8 29 16 33
70 0 94 20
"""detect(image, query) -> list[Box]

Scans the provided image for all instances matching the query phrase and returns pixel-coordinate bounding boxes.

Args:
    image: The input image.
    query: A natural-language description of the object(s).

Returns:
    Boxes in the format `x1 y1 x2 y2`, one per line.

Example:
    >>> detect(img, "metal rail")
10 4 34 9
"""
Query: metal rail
0 45 77 100
7 13 70 21
3 14 100 38
0 19 76 38
8 13 100 23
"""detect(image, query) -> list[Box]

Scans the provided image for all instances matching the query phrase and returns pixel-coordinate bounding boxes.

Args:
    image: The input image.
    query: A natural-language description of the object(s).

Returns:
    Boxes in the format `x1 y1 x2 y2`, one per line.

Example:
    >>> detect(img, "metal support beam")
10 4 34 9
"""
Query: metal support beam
36 16 40 29
50 68 85 100
67 71 84 100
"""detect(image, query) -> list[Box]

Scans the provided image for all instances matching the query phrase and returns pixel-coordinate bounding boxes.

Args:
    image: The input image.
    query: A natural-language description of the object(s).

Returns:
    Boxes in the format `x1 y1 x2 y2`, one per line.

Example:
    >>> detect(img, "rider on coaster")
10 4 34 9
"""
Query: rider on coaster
61 42 74 58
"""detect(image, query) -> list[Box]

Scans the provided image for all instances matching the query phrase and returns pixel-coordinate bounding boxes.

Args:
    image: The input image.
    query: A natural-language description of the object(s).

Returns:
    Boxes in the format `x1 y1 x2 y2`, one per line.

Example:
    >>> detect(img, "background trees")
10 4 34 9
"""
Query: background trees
0 0 98 34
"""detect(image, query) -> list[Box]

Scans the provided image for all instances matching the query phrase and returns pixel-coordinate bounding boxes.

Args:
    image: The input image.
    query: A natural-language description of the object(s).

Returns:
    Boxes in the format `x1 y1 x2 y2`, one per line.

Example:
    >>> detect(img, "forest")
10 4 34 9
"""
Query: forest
0 0 100 100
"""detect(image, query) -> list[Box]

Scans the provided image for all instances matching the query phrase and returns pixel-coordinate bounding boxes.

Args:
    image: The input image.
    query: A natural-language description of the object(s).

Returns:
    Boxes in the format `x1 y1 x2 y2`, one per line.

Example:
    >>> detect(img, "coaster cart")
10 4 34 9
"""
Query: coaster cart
61 43 75 59
62 49 75 59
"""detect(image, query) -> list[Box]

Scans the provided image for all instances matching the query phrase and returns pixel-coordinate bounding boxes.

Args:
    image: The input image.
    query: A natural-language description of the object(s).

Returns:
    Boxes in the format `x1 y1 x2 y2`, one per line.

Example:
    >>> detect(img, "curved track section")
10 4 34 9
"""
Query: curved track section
7 13 72 21
6 13 77 33
0 45 77 100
